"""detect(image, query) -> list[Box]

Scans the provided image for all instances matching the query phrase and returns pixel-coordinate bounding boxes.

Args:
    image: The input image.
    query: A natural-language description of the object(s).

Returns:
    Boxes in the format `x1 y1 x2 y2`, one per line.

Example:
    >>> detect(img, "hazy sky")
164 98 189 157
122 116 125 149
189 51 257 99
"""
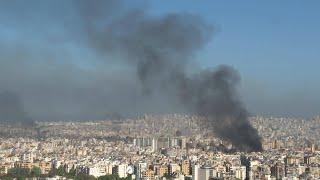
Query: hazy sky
0 0 319 119
148 0 320 117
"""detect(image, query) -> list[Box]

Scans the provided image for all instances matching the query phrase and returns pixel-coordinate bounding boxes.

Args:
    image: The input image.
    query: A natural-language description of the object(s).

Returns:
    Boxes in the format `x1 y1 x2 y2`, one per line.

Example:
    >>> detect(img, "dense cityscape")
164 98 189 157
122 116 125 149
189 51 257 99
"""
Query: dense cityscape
1 114 320 180
1 0 319 180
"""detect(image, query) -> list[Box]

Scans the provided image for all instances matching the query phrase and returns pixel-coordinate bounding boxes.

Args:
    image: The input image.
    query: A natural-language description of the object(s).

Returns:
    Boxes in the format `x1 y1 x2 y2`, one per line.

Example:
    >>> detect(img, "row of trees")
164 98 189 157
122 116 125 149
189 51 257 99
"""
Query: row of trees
1 166 132 180
1 167 41 179
48 166 131 179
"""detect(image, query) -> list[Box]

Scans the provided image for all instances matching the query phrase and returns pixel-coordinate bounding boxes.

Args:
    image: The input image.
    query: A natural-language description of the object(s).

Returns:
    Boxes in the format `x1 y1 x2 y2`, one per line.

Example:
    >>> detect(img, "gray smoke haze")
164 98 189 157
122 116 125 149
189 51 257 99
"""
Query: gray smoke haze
0 91 34 126
0 0 261 151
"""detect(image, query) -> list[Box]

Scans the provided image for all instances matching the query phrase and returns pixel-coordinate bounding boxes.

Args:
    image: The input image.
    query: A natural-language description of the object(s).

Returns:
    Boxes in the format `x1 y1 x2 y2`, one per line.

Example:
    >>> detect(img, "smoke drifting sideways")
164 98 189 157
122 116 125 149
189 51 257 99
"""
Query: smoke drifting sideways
0 0 262 151
77 1 262 151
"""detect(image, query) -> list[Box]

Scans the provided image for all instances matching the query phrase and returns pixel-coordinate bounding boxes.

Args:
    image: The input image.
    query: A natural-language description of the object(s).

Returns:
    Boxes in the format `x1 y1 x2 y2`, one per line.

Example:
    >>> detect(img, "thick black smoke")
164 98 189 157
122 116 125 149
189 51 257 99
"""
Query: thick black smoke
75 1 262 151
182 67 262 151
0 0 262 151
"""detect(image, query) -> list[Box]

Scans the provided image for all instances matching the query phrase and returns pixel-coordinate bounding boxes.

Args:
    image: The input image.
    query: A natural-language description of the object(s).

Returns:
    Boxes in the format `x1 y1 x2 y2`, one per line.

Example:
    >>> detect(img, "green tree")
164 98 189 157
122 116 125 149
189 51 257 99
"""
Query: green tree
98 174 120 180
66 167 77 178
98 174 131 180
30 166 41 177
75 172 96 180
7 167 30 178
57 166 66 176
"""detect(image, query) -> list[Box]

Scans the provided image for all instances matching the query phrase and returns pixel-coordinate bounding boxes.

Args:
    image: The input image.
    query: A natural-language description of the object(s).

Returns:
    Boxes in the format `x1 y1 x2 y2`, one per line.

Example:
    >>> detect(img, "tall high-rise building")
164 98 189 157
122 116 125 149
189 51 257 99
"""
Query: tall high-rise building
159 165 168 177
134 137 152 148
233 166 246 180
169 163 181 176
142 169 155 180
193 165 214 180
170 138 180 147
181 160 191 175
136 162 147 180
118 164 128 178
181 138 187 149
271 163 285 180
198 166 214 180
192 164 200 180
152 138 158 152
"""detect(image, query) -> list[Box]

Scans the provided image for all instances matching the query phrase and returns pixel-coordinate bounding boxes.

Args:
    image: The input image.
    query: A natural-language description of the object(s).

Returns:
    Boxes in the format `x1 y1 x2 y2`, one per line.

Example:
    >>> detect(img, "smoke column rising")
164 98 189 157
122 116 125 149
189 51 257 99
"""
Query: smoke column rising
0 0 262 151
76 1 262 151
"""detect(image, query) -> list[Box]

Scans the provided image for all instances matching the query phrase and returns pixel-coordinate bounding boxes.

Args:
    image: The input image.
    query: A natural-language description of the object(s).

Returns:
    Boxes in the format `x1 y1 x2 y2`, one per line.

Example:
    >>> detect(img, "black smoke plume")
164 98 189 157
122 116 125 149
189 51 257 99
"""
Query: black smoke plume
182 66 262 151
0 0 262 151
76 1 262 151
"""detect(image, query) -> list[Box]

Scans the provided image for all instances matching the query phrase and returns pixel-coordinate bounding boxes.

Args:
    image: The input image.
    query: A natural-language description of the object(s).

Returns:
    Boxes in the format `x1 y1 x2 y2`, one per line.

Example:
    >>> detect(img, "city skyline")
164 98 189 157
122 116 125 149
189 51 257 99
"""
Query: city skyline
1 2 320 180
1 114 320 179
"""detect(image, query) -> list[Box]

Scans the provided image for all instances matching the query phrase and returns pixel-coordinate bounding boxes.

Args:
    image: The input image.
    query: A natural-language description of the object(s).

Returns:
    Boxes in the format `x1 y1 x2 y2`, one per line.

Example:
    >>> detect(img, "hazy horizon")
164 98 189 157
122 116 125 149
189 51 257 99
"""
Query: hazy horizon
0 0 319 121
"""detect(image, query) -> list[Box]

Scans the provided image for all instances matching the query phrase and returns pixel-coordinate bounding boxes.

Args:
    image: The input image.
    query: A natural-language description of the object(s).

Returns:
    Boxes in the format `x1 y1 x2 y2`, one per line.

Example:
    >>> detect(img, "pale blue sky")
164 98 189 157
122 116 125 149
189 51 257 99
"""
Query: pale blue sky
148 1 320 117
0 0 319 118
